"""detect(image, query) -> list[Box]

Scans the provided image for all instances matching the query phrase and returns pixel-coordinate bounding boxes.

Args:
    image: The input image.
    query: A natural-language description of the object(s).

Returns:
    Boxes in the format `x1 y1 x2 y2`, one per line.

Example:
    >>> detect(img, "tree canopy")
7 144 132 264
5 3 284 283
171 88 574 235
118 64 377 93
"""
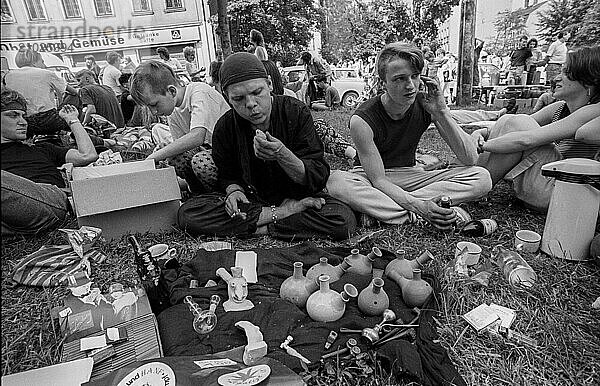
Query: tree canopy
226 0 322 65
537 0 599 47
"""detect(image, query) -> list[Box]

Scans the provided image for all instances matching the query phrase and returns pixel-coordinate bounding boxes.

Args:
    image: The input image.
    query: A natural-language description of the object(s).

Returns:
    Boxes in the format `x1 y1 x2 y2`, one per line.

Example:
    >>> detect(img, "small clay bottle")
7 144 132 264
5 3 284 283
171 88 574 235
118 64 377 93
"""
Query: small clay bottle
385 250 434 280
306 257 339 281
357 277 389 316
398 269 433 308
280 262 318 307
306 275 358 322
346 247 382 276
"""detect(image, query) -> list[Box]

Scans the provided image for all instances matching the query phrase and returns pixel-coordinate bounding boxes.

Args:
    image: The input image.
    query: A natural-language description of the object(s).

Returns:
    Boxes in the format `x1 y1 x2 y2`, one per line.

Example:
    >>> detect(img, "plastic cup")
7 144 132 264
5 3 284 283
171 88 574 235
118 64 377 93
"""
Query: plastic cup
455 241 482 266
515 230 541 253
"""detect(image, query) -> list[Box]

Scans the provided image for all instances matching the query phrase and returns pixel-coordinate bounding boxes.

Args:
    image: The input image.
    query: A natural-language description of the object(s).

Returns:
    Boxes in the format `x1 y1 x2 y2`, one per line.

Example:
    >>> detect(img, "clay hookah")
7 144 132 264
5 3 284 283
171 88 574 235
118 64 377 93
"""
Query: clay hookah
357 277 389 316
385 249 435 279
184 294 221 334
306 275 358 322
306 257 352 283
346 247 382 276
279 262 319 308
216 267 254 312
387 268 433 308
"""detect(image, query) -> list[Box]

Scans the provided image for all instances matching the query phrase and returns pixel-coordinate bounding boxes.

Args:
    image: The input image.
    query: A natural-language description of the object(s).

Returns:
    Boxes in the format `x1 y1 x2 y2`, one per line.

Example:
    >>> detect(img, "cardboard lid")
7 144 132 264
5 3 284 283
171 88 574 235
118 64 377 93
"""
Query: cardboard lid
71 167 181 217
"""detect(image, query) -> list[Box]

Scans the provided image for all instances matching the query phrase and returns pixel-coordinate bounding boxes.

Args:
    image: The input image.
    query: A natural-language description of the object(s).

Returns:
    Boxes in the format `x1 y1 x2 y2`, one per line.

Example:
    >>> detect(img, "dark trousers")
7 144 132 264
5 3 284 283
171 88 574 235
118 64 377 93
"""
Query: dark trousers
177 193 357 241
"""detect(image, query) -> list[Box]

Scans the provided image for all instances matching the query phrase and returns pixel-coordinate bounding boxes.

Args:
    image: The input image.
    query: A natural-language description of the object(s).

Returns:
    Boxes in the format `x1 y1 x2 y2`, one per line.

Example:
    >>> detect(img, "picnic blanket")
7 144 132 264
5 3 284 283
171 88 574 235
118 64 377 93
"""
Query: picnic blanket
157 242 466 386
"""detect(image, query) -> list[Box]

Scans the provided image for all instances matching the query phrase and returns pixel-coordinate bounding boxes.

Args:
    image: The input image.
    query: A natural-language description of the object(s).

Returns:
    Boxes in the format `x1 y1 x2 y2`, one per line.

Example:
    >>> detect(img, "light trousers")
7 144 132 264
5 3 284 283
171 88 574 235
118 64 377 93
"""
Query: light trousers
326 165 492 224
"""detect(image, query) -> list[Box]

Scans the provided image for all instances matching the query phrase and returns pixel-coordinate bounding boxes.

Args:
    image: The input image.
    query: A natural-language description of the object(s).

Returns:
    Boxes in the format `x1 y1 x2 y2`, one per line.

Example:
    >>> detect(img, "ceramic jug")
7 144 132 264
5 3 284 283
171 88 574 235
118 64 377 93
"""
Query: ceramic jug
385 250 434 280
280 262 318 307
329 258 352 283
306 257 339 281
346 247 382 276
391 268 433 307
357 277 389 316
306 275 358 322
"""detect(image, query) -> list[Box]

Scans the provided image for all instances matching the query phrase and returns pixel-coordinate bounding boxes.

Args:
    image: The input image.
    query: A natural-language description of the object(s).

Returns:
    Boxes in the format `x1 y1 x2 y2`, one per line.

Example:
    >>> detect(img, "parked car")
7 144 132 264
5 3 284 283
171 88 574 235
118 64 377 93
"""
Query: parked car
1 51 78 86
282 65 365 107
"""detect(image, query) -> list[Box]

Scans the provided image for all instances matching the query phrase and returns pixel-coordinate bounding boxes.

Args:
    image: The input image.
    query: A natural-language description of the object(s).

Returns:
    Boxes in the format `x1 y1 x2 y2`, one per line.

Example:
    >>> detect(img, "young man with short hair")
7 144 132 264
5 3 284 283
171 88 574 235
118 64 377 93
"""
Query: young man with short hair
311 74 341 111
1 88 98 236
130 61 230 192
326 43 492 230
76 69 125 128
177 53 356 240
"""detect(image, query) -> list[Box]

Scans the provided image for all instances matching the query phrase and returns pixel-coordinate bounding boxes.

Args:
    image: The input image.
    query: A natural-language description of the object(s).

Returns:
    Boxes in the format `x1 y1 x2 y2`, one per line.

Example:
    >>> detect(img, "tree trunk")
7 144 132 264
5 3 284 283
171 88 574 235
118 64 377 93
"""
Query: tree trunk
457 0 477 106
216 0 232 58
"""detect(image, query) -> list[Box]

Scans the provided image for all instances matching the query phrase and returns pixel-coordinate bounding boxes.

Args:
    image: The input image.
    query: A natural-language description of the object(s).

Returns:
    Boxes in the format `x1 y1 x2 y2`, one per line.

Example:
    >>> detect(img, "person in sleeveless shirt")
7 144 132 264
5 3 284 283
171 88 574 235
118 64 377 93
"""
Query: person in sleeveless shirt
326 43 492 230
473 46 600 212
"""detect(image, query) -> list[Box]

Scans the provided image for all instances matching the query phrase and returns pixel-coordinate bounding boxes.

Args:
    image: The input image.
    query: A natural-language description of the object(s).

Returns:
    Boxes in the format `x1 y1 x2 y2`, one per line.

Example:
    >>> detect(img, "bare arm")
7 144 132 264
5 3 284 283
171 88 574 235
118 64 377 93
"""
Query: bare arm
82 104 96 126
61 105 98 166
575 115 600 144
483 104 600 153
147 127 207 162
419 76 478 165
254 132 307 184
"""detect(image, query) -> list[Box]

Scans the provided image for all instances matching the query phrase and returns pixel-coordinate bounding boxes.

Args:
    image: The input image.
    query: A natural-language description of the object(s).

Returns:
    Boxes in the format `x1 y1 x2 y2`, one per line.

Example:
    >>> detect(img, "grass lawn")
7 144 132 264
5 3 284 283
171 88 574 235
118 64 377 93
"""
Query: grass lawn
2 105 599 385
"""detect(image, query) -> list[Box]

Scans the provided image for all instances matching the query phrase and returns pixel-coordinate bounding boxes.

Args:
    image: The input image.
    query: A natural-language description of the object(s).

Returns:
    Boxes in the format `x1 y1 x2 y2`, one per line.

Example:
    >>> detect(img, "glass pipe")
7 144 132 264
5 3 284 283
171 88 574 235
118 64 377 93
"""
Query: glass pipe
184 295 221 334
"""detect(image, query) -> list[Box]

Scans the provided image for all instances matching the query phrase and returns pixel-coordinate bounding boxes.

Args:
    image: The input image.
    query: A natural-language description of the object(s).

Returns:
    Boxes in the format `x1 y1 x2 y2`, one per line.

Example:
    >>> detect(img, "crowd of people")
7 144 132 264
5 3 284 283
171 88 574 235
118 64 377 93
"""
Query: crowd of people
1 33 598 241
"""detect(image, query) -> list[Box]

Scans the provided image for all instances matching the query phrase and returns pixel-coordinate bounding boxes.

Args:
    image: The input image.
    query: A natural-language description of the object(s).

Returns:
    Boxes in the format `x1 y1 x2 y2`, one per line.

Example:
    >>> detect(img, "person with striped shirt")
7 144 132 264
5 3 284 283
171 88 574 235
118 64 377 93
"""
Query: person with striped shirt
473 46 600 211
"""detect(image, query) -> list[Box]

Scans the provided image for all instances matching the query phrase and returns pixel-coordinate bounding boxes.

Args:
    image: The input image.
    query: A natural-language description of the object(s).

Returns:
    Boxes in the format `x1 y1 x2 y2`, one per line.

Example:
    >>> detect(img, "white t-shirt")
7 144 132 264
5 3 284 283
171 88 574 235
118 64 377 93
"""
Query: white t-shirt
101 64 122 96
546 40 567 64
4 67 66 115
167 82 230 146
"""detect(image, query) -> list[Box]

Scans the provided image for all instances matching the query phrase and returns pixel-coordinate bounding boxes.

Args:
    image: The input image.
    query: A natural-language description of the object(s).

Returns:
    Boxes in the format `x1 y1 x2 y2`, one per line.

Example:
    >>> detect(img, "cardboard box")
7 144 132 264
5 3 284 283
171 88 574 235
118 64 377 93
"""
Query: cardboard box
70 164 181 240
72 160 155 181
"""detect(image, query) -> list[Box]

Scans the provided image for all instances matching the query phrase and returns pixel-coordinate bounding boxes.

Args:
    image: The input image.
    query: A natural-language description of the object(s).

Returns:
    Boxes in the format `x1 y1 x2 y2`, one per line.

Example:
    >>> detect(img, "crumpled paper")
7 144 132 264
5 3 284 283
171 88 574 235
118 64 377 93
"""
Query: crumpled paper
59 226 104 275
92 149 123 166
445 249 493 287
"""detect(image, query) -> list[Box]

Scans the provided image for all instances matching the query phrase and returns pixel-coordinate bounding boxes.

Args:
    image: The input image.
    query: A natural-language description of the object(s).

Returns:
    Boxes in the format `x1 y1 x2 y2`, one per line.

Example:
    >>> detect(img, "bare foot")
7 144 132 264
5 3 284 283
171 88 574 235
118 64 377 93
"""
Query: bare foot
280 197 326 216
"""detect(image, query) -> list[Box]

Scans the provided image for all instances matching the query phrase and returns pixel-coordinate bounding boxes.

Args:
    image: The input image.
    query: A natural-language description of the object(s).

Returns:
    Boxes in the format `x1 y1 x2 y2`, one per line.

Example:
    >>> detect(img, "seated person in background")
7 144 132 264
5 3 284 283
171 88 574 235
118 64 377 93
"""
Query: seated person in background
177 53 357 240
76 69 125 128
262 59 356 164
130 61 230 193
1 88 98 236
326 43 492 230
311 74 341 111
532 78 557 113
474 45 600 212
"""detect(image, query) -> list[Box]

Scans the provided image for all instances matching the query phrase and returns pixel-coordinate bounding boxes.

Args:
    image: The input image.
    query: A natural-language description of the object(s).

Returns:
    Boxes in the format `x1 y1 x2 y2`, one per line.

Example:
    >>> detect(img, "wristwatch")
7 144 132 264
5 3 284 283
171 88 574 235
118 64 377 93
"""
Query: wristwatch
67 119 80 126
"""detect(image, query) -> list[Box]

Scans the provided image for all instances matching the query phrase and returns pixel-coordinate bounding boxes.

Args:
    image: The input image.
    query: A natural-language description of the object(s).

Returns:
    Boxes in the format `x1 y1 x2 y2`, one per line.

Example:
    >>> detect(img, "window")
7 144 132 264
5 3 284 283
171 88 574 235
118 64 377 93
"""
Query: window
23 0 47 21
132 0 151 13
61 0 81 18
165 0 183 11
93 0 113 16
1 0 15 22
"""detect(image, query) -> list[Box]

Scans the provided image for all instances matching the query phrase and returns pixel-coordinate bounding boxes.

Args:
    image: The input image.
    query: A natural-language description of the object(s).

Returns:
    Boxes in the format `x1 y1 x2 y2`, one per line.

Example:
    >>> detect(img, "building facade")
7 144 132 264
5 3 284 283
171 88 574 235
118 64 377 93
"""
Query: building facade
0 0 217 70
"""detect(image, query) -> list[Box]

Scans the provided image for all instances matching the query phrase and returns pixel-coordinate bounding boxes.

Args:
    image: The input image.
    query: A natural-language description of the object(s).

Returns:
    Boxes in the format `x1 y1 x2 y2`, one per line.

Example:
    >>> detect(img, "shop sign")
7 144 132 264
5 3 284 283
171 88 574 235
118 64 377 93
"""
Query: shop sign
1 26 200 54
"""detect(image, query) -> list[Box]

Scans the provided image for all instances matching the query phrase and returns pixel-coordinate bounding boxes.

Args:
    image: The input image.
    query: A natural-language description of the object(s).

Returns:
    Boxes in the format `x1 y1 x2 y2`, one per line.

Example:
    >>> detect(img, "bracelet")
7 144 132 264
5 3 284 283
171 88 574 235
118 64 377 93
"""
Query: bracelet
271 205 278 224
67 119 80 126
274 143 284 154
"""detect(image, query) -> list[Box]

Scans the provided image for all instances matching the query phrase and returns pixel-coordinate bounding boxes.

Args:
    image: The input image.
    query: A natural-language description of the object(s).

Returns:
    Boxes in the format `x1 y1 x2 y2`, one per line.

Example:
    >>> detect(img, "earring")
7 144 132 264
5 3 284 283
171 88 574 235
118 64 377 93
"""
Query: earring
588 88 592 97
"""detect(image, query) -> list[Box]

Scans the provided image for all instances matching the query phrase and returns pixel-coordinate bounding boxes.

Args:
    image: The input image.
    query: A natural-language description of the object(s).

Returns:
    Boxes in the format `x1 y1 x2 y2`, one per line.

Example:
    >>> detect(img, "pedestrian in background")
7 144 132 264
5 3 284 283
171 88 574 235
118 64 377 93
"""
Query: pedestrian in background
250 29 269 61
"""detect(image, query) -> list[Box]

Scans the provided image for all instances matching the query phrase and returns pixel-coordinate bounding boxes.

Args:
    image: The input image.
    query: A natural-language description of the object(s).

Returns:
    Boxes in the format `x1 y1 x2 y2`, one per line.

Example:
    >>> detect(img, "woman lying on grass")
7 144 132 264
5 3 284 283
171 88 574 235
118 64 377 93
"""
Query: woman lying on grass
473 45 600 211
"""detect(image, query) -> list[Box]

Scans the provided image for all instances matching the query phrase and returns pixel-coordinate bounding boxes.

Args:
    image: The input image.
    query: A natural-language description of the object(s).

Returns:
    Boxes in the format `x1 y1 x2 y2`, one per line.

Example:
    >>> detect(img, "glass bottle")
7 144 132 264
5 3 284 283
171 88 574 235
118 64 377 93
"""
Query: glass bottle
128 235 160 286
184 295 221 335
460 219 498 237
493 245 537 288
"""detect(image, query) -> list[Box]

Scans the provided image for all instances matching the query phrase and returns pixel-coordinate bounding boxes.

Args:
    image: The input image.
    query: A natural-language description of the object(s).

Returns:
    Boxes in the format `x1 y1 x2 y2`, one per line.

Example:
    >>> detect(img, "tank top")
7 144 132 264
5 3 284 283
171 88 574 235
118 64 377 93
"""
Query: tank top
353 95 431 168
553 102 599 159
